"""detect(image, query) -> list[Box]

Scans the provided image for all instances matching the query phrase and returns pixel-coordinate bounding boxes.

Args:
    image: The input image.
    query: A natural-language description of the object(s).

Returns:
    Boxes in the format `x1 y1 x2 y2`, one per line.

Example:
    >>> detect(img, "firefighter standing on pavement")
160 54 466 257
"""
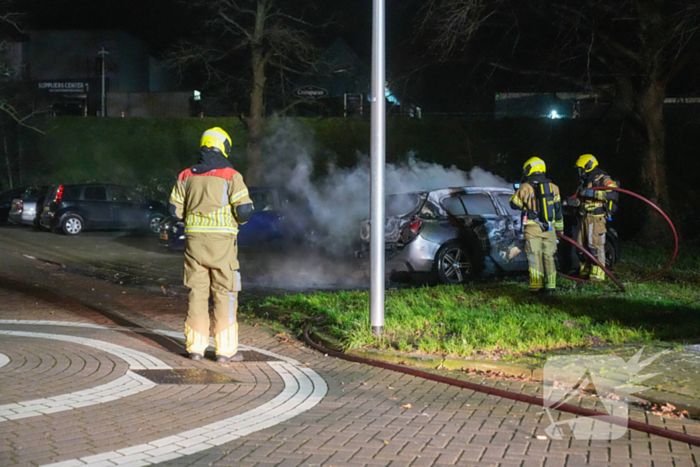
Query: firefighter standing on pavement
169 127 254 362
510 157 564 294
565 154 617 282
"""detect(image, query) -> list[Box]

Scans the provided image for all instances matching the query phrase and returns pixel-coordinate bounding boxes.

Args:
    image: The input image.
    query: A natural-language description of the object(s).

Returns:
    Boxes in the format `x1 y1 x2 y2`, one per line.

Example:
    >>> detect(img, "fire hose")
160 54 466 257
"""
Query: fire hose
558 186 679 290
303 322 700 447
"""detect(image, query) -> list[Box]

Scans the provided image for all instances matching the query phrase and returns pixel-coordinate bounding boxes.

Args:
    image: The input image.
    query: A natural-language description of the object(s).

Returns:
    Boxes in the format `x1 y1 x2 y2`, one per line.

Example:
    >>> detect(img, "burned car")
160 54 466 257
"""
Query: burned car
357 186 619 285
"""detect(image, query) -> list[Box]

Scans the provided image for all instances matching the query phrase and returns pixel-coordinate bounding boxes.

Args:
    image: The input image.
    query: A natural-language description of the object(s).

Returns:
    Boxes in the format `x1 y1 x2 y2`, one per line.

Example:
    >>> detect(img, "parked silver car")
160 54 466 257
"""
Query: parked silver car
357 186 620 285
358 187 526 284
9 186 48 228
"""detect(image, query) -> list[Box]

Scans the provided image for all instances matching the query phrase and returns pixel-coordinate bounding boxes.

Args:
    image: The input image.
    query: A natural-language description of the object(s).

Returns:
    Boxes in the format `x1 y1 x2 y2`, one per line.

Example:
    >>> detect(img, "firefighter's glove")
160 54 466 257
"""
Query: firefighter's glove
564 196 580 207
580 188 596 199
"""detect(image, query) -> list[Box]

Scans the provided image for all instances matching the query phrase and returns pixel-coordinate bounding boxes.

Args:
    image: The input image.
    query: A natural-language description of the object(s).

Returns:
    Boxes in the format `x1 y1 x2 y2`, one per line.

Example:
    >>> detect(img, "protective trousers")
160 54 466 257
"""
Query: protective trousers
183 233 240 358
576 215 606 281
524 225 558 291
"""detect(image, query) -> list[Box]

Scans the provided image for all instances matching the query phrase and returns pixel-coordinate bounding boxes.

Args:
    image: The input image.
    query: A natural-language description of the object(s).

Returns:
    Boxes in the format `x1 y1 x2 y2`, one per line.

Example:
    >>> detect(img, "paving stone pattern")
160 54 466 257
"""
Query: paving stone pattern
0 251 699 466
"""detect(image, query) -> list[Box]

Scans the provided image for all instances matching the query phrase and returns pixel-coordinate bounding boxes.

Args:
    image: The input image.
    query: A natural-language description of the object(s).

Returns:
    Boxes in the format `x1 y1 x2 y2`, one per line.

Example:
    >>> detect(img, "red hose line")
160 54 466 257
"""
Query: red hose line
590 186 679 283
556 233 625 292
562 187 678 285
303 324 700 447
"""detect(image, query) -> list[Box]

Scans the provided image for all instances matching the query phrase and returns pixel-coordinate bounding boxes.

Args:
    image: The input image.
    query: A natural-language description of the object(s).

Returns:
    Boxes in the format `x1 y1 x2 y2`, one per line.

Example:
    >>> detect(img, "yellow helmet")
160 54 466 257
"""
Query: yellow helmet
523 157 546 176
200 127 232 158
575 154 598 172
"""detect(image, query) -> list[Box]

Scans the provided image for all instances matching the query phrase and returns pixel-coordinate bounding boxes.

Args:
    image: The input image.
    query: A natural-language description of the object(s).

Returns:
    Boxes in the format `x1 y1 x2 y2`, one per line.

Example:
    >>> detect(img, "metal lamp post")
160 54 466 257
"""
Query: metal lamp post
98 47 109 117
370 0 386 336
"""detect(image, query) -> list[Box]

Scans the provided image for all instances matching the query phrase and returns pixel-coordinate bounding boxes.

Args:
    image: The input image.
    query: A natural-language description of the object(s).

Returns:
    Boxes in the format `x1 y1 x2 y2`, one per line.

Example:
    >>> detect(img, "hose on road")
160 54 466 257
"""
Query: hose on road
303 322 700 447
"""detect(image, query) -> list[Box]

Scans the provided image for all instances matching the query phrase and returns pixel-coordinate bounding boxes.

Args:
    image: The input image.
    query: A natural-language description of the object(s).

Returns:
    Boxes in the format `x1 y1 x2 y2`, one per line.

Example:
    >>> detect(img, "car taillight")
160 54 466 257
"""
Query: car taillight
409 220 422 233
16 200 23 211
54 185 64 203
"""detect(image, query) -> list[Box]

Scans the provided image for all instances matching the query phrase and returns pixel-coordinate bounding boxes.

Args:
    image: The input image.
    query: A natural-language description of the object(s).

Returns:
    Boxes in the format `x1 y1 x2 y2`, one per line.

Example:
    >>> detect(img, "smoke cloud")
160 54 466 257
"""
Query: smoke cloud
250 119 510 288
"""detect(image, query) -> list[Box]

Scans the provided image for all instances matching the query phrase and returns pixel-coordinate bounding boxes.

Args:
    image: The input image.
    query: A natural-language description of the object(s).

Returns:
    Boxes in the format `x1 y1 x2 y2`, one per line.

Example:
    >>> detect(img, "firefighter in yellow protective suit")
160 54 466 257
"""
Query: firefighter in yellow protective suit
564 154 617 282
510 157 564 294
169 127 254 362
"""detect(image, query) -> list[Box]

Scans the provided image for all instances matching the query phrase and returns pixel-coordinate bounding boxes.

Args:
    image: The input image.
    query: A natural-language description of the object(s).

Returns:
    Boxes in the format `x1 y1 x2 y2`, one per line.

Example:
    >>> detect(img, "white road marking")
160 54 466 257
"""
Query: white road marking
0 330 171 370
0 321 302 365
0 321 328 466
41 362 327 466
0 371 155 422
0 352 8 368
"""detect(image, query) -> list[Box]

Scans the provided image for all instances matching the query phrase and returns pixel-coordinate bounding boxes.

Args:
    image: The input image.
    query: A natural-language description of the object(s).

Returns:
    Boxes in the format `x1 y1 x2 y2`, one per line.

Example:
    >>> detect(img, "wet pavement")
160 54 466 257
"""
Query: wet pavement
0 225 369 298
2 226 700 466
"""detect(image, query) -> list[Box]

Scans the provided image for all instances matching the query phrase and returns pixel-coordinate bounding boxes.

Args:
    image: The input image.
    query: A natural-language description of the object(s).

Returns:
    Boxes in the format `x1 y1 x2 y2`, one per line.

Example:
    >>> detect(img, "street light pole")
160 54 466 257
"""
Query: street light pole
370 0 386 336
98 47 109 117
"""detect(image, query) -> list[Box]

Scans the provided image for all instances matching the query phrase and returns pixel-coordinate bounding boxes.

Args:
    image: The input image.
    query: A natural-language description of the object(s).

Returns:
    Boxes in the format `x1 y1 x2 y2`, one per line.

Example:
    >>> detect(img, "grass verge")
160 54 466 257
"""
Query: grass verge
263 242 700 358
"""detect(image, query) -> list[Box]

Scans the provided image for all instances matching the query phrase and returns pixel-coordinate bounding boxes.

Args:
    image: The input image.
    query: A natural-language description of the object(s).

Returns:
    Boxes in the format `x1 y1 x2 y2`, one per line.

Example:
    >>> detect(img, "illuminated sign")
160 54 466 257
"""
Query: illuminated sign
293 85 328 99
36 81 90 93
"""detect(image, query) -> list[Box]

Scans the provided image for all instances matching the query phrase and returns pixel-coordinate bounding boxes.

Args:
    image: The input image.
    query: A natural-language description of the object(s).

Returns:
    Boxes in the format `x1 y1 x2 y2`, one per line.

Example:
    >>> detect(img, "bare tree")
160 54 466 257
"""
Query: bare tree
421 0 500 60
0 4 45 189
543 0 700 216
167 0 320 184
423 0 700 222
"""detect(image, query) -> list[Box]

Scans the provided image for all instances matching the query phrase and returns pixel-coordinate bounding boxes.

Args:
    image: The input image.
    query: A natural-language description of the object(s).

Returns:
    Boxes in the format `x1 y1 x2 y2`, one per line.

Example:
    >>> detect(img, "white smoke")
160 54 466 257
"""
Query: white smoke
253 119 509 287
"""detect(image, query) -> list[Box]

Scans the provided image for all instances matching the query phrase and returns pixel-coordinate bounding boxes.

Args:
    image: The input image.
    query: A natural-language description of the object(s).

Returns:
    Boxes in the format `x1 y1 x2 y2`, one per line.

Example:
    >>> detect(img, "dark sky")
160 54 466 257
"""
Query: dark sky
20 0 380 56
18 0 699 111
22 0 199 54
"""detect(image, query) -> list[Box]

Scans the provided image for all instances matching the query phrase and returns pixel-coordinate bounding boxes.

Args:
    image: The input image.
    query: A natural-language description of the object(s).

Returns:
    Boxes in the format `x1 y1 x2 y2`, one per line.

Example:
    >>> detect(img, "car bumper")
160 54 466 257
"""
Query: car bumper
8 212 22 225
158 229 185 251
39 213 58 229
356 235 442 273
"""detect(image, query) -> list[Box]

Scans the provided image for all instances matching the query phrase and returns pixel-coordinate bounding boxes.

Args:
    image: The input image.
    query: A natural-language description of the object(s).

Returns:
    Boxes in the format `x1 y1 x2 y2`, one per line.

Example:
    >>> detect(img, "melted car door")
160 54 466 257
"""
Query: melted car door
455 192 525 273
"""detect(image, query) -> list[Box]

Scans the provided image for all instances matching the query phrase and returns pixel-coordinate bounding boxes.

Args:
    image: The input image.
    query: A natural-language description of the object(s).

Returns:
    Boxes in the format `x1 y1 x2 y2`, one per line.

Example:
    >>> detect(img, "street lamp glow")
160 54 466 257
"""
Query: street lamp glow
549 110 561 119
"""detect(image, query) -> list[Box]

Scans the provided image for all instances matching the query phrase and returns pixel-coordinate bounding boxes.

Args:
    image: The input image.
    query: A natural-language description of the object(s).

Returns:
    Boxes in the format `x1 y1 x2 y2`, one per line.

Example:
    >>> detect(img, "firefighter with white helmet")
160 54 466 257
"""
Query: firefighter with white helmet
169 127 254 362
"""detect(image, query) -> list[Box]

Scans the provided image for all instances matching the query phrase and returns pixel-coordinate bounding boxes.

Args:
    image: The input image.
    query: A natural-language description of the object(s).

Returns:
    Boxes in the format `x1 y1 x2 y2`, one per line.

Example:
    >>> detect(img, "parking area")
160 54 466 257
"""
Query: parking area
0 225 368 297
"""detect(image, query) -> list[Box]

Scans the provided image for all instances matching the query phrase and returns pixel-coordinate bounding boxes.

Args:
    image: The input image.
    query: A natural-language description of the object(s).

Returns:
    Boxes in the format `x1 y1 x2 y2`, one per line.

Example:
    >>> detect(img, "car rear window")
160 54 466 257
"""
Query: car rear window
442 196 467 216
442 193 498 216
386 193 423 217
498 194 520 216
110 186 142 202
63 186 81 200
23 187 46 200
459 193 497 215
84 186 107 201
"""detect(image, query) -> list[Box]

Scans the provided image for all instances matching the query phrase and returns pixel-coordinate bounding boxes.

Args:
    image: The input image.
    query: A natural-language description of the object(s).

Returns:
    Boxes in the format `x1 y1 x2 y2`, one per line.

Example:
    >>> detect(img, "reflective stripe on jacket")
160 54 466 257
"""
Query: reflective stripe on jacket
580 173 617 217
169 167 253 235
510 180 564 231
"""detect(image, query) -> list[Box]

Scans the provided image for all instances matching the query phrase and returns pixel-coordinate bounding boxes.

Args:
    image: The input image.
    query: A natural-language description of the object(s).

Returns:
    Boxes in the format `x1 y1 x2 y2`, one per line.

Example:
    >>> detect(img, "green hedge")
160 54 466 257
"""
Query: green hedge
6 115 699 233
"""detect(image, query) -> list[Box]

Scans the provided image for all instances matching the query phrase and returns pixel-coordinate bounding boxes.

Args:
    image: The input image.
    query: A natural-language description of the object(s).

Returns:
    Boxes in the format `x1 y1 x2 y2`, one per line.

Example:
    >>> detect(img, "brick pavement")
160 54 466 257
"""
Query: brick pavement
0 251 699 466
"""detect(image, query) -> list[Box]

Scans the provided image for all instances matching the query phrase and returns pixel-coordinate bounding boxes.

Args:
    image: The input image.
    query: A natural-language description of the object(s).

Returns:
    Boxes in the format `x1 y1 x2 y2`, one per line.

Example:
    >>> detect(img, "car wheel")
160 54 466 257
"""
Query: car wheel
433 241 476 285
61 214 84 235
148 214 164 234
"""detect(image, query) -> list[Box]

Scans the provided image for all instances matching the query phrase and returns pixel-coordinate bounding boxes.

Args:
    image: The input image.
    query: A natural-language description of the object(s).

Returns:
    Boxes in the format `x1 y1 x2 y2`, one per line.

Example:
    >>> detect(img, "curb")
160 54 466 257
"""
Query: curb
310 327 700 417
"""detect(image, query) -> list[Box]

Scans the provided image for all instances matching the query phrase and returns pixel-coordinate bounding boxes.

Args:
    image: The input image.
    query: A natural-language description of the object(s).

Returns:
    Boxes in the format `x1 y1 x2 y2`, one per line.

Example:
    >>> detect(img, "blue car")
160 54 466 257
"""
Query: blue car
158 187 313 250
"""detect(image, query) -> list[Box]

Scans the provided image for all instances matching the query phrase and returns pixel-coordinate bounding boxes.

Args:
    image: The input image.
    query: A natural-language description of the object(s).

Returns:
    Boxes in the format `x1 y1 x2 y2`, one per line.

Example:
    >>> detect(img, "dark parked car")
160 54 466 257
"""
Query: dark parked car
9 186 49 228
159 187 317 250
0 187 26 224
356 186 620 284
39 184 168 235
